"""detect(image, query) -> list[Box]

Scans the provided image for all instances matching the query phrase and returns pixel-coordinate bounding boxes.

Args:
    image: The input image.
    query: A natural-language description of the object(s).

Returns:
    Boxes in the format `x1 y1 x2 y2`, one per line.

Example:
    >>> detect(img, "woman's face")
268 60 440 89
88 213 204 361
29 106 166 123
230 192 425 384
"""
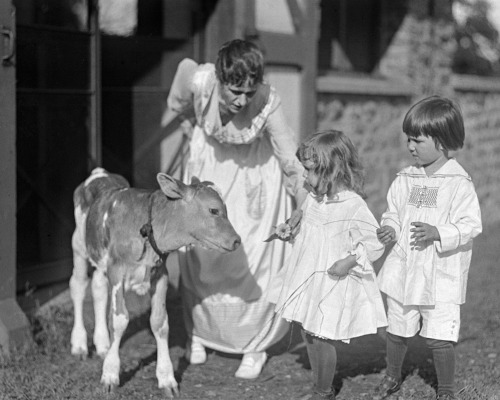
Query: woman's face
219 80 258 114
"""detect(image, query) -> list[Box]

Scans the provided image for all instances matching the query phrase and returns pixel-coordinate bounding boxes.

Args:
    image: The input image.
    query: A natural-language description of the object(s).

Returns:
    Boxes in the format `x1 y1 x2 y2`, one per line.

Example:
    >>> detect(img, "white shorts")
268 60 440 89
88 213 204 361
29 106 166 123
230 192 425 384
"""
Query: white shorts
386 296 460 342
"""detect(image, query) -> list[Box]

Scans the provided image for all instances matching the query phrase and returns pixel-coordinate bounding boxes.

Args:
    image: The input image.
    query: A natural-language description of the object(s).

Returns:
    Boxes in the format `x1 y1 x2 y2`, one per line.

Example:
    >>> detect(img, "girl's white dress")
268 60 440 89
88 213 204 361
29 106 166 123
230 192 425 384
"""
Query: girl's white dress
273 191 387 341
166 59 305 353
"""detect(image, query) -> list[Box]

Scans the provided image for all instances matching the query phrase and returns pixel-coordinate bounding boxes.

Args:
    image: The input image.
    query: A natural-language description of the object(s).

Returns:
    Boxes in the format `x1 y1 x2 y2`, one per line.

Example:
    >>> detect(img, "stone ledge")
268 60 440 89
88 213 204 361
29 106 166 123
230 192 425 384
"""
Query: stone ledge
0 298 32 354
316 73 414 97
452 74 500 92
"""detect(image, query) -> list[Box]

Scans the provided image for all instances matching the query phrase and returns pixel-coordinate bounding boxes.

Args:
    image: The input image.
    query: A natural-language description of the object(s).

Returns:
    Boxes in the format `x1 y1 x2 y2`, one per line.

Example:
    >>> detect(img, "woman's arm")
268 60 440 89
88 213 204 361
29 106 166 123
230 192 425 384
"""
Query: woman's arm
161 58 198 128
264 95 307 207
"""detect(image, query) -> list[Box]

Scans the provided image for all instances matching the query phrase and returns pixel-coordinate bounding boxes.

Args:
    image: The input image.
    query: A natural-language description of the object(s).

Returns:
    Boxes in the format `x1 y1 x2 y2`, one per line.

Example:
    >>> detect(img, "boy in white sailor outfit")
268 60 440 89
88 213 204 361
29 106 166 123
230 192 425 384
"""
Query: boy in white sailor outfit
374 96 482 400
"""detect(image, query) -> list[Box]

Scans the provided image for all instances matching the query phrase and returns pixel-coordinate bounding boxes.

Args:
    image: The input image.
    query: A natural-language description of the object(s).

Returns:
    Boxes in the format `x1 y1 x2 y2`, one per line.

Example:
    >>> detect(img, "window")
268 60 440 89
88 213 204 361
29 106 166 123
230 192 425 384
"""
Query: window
318 0 407 74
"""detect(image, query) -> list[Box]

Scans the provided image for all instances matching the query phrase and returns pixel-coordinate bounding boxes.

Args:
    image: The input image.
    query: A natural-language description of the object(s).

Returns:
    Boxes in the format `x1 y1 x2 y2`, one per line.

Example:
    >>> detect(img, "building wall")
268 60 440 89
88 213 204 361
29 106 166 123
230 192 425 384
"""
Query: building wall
316 9 500 226
457 89 500 220
317 94 411 220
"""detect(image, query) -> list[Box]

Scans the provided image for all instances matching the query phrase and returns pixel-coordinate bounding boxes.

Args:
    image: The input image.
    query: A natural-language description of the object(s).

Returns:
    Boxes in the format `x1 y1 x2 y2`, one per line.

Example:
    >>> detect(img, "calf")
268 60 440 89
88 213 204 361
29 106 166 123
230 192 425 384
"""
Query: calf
70 168 241 397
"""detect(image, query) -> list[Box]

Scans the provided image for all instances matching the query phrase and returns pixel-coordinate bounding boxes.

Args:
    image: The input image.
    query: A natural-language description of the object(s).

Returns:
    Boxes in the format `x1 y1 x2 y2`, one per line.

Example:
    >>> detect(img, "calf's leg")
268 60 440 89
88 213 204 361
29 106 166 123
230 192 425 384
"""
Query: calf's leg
101 273 128 392
92 267 110 357
150 264 179 398
70 250 89 358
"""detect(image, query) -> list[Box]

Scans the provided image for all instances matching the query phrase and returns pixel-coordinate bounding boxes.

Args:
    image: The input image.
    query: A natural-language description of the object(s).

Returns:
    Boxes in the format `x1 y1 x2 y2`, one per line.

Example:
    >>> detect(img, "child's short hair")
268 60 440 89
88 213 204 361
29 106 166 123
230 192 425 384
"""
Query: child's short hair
296 130 365 198
215 39 264 87
403 95 464 151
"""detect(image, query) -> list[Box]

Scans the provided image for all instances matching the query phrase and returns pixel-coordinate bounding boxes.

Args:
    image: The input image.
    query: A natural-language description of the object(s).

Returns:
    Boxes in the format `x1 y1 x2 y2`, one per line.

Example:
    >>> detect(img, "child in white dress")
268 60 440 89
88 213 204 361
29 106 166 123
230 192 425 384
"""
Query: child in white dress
273 130 387 400
374 96 482 400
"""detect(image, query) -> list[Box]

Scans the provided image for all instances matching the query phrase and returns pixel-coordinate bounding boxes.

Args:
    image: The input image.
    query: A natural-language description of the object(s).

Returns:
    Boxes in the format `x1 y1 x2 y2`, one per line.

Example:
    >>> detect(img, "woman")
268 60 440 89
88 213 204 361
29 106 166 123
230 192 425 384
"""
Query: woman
161 39 307 379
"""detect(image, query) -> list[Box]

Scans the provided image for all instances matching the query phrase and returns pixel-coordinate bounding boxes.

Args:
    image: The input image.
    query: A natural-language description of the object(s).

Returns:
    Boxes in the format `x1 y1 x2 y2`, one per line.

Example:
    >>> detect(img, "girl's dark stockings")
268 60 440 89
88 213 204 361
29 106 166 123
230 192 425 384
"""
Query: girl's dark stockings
302 330 337 394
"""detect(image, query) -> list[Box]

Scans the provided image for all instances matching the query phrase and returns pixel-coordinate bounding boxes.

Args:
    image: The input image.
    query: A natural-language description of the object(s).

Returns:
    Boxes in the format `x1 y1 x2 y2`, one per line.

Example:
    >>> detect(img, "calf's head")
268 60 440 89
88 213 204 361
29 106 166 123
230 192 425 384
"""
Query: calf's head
157 173 241 252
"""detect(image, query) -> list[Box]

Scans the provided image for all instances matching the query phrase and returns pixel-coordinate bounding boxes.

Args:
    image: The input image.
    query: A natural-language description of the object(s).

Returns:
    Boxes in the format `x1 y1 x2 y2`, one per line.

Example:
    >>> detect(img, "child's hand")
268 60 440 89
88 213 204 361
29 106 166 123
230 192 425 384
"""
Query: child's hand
264 209 303 243
377 225 396 245
327 255 357 278
410 222 440 246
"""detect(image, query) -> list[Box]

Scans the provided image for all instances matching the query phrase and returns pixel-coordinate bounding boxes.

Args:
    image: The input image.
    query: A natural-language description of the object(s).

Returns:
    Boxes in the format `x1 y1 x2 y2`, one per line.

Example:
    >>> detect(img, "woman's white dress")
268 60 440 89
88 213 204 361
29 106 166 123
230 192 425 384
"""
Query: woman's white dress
273 191 388 341
166 59 305 353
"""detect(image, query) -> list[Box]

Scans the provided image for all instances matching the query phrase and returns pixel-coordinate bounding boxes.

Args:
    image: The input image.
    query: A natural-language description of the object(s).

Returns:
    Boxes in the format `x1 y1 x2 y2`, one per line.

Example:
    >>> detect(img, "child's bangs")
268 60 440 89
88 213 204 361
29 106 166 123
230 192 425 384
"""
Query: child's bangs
403 114 429 138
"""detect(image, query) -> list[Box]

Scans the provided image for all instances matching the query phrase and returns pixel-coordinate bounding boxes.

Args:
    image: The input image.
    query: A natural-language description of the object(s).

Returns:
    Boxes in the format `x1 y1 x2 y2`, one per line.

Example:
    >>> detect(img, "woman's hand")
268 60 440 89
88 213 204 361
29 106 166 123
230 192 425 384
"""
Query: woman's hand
180 118 194 138
327 255 357 278
377 225 396 245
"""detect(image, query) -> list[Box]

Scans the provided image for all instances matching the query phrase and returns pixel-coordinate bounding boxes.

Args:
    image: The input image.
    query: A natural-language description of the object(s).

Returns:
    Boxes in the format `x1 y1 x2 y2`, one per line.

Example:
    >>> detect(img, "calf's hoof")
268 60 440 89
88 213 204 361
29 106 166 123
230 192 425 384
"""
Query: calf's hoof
159 375 180 398
71 329 88 359
94 332 110 358
162 385 180 399
71 346 88 360
95 347 109 359
100 382 118 394
101 373 119 393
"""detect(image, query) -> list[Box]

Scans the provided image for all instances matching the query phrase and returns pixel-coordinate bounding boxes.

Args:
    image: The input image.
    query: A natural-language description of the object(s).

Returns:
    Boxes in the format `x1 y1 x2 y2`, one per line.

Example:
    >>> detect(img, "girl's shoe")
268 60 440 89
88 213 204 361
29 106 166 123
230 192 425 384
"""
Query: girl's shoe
185 336 207 364
373 375 402 399
234 352 267 379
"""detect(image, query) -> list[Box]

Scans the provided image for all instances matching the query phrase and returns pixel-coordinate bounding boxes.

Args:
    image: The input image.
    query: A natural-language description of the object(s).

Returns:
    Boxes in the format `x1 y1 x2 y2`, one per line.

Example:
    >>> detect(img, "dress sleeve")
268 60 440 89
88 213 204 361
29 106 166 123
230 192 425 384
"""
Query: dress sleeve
264 94 307 202
161 58 198 127
435 178 482 253
381 177 402 240
349 205 385 272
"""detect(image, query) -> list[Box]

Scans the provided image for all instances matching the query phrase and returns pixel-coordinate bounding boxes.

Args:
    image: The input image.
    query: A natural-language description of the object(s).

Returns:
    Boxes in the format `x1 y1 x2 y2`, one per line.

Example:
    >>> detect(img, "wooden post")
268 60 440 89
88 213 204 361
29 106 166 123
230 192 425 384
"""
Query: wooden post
0 1 31 354
203 0 237 62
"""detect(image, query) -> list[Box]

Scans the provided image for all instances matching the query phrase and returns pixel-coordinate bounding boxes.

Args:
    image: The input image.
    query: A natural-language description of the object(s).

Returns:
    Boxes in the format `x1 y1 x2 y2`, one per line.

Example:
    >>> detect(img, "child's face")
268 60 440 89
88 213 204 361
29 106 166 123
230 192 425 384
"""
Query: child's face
302 159 320 192
406 134 445 168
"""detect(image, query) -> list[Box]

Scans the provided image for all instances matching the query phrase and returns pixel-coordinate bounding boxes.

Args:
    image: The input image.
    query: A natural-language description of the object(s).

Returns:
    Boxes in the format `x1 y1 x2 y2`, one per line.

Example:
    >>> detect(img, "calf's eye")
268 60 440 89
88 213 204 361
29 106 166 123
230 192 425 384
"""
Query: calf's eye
209 208 220 216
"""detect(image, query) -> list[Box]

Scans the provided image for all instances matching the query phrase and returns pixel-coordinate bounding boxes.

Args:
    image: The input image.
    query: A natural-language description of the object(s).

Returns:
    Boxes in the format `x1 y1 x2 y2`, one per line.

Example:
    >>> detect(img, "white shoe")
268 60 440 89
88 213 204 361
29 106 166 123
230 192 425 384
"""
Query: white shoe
186 337 207 365
234 352 267 379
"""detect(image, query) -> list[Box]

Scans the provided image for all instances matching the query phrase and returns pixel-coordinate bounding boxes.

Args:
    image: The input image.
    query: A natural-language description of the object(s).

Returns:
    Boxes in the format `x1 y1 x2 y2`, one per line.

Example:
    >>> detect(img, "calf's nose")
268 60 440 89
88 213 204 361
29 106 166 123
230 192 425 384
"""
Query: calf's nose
232 236 241 251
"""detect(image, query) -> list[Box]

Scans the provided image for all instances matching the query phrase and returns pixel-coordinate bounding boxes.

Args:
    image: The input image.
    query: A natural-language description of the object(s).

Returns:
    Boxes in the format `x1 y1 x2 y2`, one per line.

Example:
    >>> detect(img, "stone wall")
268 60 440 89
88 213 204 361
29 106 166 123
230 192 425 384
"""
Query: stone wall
316 89 500 226
456 90 500 222
317 94 411 220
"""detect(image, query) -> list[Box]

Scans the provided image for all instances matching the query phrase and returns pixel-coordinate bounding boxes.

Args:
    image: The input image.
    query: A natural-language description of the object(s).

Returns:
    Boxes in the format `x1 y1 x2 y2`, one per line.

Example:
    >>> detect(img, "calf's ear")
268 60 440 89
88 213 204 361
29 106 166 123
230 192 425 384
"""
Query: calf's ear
191 176 201 185
157 173 190 199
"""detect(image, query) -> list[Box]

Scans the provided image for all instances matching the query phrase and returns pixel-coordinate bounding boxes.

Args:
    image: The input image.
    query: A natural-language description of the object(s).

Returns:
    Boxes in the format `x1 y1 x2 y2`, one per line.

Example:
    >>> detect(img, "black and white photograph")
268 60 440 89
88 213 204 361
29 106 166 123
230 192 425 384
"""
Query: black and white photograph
0 1 499 399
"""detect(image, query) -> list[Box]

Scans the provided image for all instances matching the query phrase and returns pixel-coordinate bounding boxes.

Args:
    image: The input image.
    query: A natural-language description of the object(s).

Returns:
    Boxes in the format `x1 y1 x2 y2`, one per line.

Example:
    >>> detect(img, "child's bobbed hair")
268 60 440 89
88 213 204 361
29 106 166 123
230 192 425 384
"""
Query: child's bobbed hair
215 39 264 87
296 130 365 198
403 95 464 151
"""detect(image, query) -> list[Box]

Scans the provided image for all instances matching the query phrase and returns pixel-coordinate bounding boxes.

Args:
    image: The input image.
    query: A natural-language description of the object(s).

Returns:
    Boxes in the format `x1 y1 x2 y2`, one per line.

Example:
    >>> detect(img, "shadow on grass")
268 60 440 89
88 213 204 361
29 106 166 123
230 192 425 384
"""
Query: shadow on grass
266 320 438 395
117 296 191 387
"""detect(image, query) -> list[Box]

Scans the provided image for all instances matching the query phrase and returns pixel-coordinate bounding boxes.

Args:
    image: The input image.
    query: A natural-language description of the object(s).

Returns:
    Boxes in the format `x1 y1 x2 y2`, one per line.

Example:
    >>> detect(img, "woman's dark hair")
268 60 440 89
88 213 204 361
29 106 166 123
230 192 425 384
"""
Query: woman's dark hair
215 39 264 87
296 130 365 198
403 95 465 151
